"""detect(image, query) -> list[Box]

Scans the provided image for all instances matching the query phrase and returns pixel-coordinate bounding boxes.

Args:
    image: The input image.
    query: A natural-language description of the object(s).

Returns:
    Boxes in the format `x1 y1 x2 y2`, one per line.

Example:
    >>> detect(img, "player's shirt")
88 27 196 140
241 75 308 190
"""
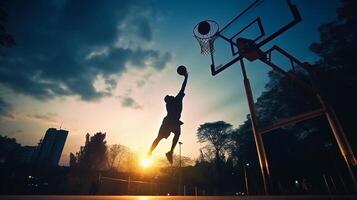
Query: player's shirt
165 91 185 123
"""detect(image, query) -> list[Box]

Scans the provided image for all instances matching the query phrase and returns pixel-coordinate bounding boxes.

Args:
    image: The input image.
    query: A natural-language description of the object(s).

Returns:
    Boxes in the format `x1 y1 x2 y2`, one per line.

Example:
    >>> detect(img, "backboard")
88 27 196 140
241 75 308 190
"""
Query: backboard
193 0 301 76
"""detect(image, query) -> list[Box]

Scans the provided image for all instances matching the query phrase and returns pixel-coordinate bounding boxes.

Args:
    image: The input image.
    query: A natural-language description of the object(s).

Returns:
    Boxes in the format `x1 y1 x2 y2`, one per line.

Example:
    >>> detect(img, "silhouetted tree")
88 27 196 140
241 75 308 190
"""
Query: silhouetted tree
230 117 257 166
198 148 215 163
255 70 319 127
106 144 127 170
309 0 357 152
69 153 77 167
197 120 234 194
168 155 194 168
123 151 139 173
73 132 107 171
197 121 233 165
0 134 21 163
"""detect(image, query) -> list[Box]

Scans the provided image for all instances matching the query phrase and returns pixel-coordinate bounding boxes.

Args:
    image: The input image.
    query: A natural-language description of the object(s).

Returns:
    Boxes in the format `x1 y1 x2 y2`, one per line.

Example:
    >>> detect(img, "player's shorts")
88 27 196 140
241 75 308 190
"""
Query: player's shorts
158 117 183 139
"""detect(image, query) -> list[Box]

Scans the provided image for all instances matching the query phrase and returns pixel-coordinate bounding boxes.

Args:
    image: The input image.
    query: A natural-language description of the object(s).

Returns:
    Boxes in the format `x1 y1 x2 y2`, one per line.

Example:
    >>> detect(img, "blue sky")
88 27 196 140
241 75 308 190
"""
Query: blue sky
0 0 340 165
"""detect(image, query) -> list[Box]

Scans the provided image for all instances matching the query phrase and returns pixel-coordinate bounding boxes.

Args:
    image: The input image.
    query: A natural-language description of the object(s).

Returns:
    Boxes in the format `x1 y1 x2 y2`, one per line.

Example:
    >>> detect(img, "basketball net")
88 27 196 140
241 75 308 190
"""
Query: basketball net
193 20 219 55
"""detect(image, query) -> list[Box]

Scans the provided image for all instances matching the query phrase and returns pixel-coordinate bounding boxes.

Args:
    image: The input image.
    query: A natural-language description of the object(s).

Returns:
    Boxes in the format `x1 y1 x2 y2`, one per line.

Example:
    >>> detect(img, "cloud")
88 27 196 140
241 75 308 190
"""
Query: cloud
0 97 11 116
31 112 58 123
5 129 23 137
0 112 58 124
120 96 142 109
136 72 153 87
0 0 171 101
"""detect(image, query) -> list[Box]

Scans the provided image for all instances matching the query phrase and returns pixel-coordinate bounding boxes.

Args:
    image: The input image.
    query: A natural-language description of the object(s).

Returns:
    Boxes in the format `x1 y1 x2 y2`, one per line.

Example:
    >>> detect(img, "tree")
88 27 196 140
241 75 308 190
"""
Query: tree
69 153 77 167
195 120 241 195
168 154 195 168
230 117 257 166
197 148 215 163
0 134 21 163
196 121 233 165
72 132 108 171
123 151 139 173
106 144 127 170
309 0 357 152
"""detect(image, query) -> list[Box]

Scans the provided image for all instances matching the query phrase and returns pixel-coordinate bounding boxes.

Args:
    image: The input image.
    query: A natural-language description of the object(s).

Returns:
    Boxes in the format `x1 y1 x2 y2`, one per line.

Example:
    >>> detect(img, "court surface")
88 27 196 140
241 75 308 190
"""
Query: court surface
1 195 357 200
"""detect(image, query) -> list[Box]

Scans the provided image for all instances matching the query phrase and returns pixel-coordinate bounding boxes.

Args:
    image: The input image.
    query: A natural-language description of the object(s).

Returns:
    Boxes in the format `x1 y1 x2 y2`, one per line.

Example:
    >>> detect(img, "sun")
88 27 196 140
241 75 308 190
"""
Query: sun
140 156 152 168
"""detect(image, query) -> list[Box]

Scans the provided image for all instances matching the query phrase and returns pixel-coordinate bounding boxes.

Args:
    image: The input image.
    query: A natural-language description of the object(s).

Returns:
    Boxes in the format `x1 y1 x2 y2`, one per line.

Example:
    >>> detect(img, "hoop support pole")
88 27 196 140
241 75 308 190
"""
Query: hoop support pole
317 95 357 191
240 59 270 195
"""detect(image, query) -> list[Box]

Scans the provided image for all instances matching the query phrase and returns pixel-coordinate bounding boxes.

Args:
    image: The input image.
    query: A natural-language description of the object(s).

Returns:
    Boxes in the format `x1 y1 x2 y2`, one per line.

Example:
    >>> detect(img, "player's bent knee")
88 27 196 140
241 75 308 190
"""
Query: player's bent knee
156 136 164 141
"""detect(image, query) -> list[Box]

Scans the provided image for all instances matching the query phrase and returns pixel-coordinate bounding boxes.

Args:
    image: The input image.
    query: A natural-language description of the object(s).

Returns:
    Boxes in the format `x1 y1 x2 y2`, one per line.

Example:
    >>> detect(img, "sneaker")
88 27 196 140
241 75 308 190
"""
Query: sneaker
165 151 173 164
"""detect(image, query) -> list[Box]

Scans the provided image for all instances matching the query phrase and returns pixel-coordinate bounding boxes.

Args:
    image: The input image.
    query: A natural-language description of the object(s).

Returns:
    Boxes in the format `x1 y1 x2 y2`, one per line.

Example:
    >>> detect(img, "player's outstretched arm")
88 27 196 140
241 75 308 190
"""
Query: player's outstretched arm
178 72 188 95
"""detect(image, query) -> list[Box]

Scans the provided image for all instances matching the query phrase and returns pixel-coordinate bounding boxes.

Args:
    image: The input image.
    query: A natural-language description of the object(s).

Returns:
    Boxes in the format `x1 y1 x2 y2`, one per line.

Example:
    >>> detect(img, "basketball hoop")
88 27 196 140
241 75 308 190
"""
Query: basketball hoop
193 20 219 55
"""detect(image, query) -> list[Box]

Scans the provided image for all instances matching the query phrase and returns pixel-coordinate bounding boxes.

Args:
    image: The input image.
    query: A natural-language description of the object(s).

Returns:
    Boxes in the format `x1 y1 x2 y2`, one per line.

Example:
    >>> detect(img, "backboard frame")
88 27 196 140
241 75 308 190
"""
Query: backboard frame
209 0 301 76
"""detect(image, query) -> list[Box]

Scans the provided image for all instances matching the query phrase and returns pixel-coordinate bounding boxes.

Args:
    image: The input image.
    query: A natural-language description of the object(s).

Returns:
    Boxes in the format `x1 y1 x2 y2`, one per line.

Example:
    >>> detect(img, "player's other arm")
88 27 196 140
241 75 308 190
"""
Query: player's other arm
177 73 188 98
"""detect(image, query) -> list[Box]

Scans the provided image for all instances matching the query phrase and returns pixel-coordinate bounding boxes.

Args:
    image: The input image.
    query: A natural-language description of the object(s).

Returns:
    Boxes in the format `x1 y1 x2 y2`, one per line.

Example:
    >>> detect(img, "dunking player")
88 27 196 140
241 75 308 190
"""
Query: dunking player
148 66 188 164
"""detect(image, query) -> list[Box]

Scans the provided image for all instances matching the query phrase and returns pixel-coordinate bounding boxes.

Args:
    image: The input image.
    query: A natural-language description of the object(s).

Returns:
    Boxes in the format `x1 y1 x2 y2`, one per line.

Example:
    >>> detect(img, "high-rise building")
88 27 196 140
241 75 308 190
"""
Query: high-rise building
36 128 68 166
18 146 37 163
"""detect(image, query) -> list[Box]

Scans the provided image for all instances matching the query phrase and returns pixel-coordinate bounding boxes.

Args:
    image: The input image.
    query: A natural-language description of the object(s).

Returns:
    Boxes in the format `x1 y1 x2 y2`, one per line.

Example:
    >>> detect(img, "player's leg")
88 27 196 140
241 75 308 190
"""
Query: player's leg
170 130 180 153
148 136 162 156
166 125 181 164
148 121 170 156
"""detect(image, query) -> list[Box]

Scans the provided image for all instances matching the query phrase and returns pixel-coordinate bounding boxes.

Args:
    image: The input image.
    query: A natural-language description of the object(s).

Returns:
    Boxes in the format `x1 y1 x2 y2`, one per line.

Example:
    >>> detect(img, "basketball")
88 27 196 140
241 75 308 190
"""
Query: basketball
198 21 211 35
177 65 187 76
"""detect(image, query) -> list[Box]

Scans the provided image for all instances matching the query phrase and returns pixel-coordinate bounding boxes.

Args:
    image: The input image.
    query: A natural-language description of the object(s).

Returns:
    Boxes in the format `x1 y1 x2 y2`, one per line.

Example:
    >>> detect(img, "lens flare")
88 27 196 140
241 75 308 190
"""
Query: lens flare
140 156 152 168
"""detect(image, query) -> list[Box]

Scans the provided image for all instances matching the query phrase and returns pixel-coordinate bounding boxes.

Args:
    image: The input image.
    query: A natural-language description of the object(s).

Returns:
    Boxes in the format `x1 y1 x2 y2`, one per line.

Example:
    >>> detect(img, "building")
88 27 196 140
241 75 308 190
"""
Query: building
36 128 68 166
18 146 37 163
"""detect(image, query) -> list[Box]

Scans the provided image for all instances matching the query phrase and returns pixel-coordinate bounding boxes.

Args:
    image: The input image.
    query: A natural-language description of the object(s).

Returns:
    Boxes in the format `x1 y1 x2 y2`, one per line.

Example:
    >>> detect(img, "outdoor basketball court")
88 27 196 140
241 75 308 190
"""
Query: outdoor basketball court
1 195 357 200
0 0 355 198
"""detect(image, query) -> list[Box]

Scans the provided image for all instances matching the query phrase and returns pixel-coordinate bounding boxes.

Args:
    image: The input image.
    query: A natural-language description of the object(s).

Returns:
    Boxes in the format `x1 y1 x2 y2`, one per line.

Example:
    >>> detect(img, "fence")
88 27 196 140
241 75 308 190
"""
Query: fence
98 175 203 195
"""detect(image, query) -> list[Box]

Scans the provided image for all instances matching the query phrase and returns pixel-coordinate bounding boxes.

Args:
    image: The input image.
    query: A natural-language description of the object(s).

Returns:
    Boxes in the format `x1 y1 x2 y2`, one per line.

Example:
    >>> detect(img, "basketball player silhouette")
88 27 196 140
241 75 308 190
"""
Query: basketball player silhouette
148 66 188 164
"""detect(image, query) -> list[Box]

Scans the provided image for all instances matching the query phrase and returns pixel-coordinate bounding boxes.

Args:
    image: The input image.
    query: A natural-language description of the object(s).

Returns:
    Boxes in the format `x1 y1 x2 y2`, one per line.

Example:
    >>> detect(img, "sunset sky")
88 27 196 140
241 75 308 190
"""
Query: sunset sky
0 0 339 165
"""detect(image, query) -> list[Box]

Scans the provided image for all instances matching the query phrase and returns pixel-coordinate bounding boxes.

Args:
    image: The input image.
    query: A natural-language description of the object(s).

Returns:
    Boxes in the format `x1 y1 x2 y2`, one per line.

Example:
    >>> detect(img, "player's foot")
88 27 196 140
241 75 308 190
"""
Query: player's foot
165 151 173 164
147 151 152 156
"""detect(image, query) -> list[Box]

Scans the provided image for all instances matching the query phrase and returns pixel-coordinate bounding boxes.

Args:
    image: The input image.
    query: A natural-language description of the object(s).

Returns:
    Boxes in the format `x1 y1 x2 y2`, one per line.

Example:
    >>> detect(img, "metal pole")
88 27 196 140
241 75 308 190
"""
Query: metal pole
339 174 347 193
179 142 183 195
329 175 337 192
240 59 270 194
317 95 357 191
323 174 332 195
179 142 182 168
244 163 250 195
128 175 131 194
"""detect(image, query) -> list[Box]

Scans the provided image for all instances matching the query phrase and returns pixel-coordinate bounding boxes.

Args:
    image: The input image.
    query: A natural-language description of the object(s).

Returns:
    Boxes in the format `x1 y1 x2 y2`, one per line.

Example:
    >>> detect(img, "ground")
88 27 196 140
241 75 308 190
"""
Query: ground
1 196 357 200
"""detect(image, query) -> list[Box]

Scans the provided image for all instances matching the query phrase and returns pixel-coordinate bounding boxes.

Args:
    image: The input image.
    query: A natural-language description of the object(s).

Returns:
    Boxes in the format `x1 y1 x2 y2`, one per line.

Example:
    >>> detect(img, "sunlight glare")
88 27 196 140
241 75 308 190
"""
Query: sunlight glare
140 156 152 168
138 196 150 200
